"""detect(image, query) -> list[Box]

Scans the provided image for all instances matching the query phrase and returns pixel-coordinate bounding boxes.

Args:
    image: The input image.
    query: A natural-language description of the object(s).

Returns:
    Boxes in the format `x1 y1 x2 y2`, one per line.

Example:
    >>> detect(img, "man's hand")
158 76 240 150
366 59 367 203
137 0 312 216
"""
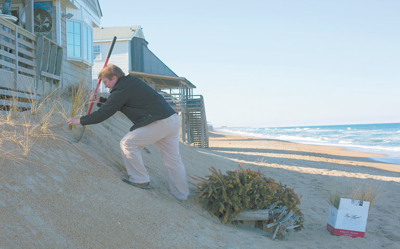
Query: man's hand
66 117 81 126
90 92 100 103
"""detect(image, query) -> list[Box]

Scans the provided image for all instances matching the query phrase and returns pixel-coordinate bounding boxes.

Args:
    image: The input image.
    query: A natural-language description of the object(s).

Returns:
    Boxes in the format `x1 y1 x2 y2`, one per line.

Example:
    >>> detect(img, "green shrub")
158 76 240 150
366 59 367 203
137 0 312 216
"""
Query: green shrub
191 164 304 232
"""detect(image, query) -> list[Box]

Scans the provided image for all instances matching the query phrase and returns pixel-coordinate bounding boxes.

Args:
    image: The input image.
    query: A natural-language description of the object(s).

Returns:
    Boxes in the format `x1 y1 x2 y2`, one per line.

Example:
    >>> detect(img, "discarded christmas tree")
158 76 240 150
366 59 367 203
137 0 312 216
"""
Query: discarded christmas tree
191 164 303 239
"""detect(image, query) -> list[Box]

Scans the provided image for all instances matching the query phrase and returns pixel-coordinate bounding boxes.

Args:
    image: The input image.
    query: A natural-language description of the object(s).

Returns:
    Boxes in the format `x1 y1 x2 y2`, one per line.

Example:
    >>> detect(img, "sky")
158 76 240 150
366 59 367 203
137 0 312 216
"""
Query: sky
98 0 400 128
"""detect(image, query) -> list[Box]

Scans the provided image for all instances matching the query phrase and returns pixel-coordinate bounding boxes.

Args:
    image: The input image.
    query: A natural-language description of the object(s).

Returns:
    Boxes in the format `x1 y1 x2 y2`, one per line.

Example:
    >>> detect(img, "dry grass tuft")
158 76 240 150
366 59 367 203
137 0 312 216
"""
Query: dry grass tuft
2 92 19 122
1 87 69 159
0 78 103 171
28 87 59 115
0 146 25 165
350 182 381 210
327 179 381 211
2 115 39 158
68 81 90 130
327 185 342 210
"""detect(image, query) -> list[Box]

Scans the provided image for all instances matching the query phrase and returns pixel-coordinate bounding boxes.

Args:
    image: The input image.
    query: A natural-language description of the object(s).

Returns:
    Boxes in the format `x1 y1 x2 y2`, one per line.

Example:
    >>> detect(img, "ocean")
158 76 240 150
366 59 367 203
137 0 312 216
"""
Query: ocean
215 123 400 165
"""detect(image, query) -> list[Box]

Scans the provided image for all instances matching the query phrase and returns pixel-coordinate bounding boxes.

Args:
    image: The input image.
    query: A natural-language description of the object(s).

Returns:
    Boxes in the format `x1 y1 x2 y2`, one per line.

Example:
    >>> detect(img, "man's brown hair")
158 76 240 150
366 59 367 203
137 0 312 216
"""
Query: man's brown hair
98 64 125 80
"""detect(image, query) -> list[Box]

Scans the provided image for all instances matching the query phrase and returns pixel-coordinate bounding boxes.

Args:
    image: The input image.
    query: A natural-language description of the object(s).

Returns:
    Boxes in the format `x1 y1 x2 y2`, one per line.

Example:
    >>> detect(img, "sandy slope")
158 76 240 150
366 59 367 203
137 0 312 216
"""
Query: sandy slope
1 112 400 248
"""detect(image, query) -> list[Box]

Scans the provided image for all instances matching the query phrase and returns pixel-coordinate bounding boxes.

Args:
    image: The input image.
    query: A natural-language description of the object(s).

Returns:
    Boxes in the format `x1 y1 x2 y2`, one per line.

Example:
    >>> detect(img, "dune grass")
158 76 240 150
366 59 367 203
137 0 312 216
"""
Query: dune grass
1 107 59 159
0 80 89 161
350 182 381 210
68 80 90 130
2 91 19 122
327 179 381 211
28 87 59 116
0 74 110 177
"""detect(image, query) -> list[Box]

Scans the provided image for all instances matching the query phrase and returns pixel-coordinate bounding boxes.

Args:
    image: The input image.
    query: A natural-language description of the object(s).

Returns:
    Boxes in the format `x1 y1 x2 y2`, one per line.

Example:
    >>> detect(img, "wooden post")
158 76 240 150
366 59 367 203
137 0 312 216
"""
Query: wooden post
24 0 34 33
14 26 19 89
54 47 63 88
200 96 205 148
47 44 57 91
41 39 51 73
35 36 44 92
40 39 51 93
187 112 192 144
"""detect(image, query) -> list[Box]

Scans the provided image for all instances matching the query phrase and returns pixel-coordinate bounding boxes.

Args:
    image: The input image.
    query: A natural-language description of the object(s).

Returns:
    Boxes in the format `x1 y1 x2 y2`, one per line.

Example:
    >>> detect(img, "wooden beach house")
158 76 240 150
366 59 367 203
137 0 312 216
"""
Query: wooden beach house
0 0 101 108
93 26 209 148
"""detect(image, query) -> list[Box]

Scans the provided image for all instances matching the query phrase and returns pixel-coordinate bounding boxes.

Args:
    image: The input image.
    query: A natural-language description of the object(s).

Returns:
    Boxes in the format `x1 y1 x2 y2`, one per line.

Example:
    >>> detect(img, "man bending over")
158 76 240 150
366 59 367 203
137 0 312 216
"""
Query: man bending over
67 64 190 200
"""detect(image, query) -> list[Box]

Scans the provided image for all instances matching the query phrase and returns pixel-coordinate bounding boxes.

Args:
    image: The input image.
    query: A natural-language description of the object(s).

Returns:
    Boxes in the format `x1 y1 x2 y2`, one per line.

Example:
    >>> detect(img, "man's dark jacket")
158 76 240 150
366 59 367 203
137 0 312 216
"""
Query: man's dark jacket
80 75 176 131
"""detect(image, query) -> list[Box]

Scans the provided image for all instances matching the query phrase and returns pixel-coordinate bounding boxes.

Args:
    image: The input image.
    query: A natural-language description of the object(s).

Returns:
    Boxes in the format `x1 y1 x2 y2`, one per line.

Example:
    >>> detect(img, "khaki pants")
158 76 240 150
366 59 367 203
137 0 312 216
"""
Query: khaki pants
120 113 189 200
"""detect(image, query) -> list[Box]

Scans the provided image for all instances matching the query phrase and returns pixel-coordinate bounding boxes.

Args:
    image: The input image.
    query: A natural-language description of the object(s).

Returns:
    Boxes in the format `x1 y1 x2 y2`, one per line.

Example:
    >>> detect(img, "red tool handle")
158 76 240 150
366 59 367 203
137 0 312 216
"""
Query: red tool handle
87 36 117 115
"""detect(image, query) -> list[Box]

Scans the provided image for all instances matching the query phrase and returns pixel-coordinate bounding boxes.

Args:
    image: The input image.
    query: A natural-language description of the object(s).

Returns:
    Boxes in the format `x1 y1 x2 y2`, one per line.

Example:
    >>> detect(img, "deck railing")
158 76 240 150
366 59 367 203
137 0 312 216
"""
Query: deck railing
0 18 63 97
161 93 183 112
161 93 206 111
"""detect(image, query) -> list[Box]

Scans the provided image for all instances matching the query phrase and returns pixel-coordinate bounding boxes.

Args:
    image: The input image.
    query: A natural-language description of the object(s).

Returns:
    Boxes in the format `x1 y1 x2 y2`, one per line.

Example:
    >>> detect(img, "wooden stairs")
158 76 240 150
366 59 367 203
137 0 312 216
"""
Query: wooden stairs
182 95 209 148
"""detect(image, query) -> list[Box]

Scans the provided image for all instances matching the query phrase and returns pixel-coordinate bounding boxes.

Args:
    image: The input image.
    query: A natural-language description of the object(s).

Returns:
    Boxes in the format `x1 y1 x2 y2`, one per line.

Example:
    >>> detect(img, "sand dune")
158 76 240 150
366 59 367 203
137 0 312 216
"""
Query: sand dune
1 112 400 248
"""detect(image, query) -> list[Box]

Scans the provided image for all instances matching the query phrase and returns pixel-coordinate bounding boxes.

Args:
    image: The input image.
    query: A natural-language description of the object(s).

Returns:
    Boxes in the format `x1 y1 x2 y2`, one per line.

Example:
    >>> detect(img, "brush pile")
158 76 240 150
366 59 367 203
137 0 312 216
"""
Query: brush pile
191 164 304 239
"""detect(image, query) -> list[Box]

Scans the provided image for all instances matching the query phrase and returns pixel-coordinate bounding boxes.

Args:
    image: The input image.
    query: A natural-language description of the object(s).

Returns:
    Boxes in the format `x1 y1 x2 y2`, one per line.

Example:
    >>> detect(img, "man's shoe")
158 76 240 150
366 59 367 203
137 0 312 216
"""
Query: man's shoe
122 179 150 190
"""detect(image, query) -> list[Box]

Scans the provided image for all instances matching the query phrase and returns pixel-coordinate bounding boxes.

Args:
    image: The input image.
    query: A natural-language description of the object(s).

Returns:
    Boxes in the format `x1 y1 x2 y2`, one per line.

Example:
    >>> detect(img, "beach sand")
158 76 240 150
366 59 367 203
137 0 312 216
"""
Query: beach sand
1 113 400 248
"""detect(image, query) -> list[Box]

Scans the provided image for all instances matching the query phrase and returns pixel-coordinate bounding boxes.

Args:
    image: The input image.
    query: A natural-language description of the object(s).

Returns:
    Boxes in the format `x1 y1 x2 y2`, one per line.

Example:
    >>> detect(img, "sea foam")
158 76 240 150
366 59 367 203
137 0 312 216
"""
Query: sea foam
216 123 400 164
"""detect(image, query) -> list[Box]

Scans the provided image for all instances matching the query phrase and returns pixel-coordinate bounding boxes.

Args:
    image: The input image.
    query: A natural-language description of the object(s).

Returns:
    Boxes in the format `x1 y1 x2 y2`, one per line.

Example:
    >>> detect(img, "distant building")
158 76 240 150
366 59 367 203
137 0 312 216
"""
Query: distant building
92 26 189 92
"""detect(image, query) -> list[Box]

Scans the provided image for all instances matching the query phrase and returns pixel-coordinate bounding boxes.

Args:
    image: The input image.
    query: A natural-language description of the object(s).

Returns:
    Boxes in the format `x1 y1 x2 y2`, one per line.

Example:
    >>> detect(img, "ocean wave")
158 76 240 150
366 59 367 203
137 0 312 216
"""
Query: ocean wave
214 123 400 165
215 123 400 156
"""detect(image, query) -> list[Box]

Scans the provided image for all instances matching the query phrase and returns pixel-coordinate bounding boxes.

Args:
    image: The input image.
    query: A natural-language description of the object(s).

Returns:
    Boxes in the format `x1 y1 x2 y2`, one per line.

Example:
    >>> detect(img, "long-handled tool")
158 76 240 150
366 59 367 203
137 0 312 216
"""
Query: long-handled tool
74 36 117 143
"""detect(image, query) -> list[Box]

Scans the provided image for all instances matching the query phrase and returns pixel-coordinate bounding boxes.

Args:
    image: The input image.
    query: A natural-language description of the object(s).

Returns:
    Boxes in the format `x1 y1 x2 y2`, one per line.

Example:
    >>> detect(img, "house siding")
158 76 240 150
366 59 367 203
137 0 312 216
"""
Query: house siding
142 48 176 76
84 0 100 18
130 38 144 72
60 4 92 88
92 40 129 92
131 38 177 77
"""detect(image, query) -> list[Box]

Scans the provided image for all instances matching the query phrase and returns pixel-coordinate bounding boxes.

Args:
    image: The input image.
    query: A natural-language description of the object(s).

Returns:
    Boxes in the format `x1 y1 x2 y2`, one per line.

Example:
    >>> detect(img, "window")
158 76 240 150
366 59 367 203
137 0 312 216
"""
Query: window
84 25 92 62
67 21 81 57
93 45 101 60
67 20 93 65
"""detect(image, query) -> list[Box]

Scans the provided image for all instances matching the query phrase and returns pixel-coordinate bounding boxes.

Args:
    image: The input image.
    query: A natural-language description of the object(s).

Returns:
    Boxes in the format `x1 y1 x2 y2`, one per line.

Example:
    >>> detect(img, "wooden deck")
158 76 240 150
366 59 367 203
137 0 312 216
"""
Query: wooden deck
0 18 63 110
